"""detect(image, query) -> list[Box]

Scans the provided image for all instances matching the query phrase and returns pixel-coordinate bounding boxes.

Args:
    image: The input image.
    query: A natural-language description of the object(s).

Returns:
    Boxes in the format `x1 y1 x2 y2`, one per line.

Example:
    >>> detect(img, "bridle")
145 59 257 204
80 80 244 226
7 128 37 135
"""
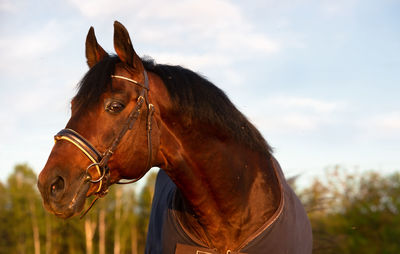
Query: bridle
54 69 154 216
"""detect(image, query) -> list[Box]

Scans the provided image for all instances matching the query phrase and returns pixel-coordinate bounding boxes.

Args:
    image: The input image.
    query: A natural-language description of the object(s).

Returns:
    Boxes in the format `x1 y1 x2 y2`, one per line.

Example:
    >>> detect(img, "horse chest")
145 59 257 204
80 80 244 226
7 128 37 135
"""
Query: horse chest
145 170 312 254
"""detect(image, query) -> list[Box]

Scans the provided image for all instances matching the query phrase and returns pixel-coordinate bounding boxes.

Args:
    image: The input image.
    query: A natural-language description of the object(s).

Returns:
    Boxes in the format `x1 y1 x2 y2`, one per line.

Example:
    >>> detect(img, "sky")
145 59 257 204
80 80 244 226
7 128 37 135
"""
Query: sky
0 0 399 185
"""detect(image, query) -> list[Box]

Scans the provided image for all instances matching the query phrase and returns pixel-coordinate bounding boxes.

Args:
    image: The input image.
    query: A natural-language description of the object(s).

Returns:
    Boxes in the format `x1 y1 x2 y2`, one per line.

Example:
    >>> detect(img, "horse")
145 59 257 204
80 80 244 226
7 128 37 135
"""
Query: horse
37 21 312 254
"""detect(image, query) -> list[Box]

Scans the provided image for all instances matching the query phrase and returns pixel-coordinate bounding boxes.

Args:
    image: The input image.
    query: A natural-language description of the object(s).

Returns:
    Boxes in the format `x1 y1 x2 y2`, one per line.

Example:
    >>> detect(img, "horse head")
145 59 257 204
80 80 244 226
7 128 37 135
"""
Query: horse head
37 22 161 218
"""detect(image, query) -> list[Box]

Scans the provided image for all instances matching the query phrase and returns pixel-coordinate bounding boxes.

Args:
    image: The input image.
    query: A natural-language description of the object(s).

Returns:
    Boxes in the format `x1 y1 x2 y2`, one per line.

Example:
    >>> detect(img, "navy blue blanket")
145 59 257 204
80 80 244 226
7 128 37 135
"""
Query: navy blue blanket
145 164 312 254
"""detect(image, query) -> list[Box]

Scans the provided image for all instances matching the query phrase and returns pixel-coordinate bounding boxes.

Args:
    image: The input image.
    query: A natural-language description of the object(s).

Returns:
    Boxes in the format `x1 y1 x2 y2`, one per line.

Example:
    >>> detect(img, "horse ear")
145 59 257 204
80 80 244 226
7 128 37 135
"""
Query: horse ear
85 27 108 68
113 21 141 69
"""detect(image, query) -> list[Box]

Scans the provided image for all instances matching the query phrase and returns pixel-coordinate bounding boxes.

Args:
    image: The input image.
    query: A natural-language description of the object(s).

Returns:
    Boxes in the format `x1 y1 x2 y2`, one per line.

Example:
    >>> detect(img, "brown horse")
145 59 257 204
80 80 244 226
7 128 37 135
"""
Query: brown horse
38 21 312 254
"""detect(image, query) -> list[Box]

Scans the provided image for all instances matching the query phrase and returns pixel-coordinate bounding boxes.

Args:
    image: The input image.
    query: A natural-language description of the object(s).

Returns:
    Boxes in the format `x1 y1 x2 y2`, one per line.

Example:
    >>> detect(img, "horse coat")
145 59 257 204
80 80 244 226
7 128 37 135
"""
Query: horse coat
145 157 312 254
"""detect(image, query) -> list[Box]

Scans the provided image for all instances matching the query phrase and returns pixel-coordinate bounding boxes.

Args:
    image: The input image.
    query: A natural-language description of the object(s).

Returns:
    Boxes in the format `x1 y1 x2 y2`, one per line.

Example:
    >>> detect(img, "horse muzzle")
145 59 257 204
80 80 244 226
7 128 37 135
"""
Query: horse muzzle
38 167 91 218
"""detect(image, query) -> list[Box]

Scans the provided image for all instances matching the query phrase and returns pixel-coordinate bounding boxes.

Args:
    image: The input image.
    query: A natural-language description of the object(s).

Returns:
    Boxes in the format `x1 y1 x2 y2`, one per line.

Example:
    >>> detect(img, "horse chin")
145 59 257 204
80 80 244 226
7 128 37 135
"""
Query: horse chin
49 181 90 219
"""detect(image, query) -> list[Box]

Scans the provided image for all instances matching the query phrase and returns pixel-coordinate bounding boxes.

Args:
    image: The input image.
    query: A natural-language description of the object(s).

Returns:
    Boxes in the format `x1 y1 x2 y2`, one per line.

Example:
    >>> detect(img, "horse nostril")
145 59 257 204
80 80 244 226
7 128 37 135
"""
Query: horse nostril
50 176 65 196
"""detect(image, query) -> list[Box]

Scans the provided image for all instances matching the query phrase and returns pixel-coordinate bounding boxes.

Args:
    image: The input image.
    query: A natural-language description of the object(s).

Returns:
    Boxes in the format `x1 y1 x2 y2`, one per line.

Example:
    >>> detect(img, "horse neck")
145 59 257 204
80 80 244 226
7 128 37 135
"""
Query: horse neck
158 117 281 251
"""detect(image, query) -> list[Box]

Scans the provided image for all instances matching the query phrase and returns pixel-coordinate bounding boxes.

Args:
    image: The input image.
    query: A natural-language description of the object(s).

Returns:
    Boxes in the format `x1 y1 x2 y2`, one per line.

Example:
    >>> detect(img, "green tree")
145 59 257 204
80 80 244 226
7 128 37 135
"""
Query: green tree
0 164 159 254
119 186 138 254
137 171 158 253
0 181 11 253
5 163 43 254
301 168 400 254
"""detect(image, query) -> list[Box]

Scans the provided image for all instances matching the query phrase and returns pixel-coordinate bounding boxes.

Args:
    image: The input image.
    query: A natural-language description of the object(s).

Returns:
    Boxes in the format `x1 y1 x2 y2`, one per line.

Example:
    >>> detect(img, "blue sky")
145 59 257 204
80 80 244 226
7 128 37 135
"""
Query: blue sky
0 0 399 185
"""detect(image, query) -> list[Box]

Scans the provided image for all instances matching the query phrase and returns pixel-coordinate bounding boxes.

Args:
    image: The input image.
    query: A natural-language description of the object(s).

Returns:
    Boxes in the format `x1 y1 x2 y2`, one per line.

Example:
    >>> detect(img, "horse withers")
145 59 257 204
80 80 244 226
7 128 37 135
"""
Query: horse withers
37 21 312 253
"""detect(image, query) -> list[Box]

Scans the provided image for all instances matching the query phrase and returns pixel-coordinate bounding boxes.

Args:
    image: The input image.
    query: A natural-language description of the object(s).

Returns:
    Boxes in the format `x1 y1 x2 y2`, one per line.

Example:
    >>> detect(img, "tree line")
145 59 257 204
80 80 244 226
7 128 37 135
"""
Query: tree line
299 167 400 253
0 164 156 254
0 163 399 253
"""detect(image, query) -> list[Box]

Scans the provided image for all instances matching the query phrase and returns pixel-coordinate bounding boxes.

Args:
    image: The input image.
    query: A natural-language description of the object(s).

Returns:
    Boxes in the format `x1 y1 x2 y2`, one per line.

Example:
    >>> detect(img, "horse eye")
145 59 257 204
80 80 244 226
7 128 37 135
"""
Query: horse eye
106 101 125 113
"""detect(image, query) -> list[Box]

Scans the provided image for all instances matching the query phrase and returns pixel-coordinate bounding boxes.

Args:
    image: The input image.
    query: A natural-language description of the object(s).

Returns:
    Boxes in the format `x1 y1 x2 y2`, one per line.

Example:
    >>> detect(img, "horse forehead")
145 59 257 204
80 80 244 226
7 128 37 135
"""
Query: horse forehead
70 93 105 113
114 62 142 77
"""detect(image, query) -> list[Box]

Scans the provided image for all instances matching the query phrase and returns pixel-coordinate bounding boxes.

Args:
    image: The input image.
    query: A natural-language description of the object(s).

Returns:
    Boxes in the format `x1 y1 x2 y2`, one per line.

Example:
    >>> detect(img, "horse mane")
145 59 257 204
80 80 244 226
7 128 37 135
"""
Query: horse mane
73 56 120 111
74 55 272 155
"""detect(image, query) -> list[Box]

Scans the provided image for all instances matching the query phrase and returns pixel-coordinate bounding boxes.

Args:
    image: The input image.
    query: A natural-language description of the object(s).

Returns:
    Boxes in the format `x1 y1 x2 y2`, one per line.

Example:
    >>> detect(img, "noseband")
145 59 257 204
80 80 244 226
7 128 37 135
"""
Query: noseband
54 70 154 199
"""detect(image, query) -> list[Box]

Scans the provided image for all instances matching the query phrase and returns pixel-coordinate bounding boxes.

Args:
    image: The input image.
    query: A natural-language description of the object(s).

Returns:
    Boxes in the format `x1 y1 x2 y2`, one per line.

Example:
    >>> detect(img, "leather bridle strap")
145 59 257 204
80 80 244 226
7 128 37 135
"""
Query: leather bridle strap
54 129 102 168
54 128 105 192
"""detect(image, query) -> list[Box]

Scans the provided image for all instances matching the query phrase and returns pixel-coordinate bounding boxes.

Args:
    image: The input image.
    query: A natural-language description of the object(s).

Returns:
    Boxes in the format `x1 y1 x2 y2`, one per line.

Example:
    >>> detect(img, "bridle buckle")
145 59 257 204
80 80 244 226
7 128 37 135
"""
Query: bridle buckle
85 162 107 183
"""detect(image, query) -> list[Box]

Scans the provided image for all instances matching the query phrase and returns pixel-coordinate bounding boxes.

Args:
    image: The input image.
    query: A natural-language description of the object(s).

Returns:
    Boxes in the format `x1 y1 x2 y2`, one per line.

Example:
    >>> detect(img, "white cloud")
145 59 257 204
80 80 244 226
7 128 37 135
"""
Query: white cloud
269 96 340 113
68 0 281 56
67 0 141 18
378 112 400 130
360 111 400 140
69 0 244 27
0 0 18 12
248 95 344 132
215 31 280 54
320 0 359 17
0 21 61 57
0 21 65 74
137 0 245 27
254 113 325 132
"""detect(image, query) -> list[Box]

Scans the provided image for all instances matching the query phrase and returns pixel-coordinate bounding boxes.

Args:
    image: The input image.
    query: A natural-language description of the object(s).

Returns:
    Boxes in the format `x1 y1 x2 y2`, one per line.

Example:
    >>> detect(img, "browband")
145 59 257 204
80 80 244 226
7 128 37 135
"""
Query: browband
111 75 149 90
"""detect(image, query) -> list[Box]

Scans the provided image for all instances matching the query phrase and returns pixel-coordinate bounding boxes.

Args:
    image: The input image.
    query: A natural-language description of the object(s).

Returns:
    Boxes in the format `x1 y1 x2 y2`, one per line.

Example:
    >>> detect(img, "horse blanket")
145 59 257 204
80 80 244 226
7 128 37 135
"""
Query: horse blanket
145 158 312 254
